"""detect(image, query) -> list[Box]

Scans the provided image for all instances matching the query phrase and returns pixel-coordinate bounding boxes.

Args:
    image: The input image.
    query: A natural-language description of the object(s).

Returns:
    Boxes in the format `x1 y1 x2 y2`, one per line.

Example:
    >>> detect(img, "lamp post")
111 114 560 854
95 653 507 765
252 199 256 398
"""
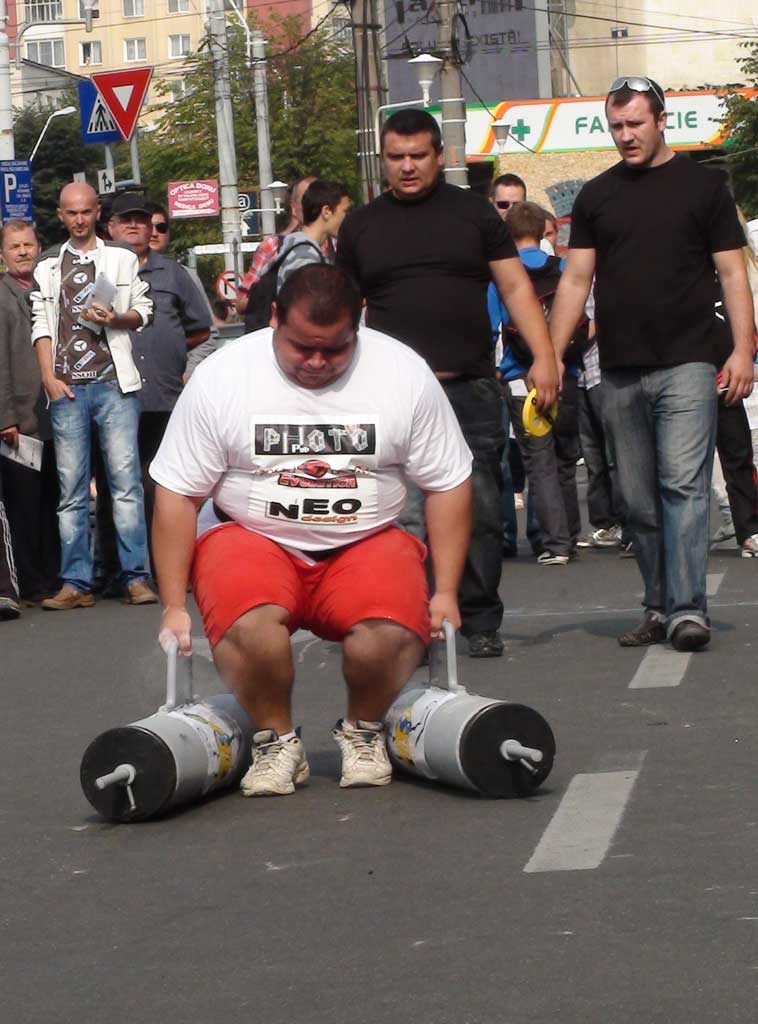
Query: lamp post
491 119 512 155
0 0 97 160
29 104 76 164
373 53 442 156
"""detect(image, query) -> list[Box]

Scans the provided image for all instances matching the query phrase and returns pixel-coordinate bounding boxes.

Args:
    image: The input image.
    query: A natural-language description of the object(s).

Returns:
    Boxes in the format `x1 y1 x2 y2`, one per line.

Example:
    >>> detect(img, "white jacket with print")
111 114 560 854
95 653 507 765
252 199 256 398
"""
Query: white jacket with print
31 238 153 394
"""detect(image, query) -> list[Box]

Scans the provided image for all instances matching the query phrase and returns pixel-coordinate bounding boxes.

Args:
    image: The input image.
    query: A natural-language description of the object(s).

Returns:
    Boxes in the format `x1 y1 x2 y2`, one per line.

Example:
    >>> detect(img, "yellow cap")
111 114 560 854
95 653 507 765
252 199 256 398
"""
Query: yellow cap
522 388 558 437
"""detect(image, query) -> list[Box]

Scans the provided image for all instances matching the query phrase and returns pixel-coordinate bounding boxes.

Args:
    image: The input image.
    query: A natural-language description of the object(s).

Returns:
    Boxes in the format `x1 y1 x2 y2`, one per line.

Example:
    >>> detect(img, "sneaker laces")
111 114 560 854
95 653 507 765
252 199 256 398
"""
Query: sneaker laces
252 737 289 777
344 725 383 765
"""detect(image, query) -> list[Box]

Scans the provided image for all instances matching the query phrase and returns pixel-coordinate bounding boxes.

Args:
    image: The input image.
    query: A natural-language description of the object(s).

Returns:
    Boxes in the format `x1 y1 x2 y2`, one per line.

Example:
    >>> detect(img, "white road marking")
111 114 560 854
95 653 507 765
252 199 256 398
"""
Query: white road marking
707 572 725 597
629 646 690 689
524 762 645 873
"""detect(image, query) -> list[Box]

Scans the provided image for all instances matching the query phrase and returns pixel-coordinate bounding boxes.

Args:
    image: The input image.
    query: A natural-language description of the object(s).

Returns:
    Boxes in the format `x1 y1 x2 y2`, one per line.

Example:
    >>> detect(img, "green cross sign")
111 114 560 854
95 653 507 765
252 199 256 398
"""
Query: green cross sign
510 119 532 143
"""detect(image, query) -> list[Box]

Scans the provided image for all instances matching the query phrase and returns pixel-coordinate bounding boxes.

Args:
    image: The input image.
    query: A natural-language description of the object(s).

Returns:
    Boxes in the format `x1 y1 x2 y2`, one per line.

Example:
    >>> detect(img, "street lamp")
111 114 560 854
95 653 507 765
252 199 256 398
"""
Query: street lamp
374 52 443 155
491 119 512 154
29 105 76 164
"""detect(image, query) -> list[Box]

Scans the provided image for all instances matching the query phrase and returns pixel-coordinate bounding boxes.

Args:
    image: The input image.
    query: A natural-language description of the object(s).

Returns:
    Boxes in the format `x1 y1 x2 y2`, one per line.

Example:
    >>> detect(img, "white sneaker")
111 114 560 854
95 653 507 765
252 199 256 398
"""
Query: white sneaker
240 729 310 797
332 720 392 788
591 525 623 547
741 534 758 558
537 551 569 565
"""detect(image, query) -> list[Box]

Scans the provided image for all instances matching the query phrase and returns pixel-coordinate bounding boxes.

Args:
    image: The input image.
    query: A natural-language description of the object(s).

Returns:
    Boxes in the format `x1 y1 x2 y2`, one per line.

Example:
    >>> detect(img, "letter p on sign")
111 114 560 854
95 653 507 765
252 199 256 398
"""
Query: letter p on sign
3 173 17 204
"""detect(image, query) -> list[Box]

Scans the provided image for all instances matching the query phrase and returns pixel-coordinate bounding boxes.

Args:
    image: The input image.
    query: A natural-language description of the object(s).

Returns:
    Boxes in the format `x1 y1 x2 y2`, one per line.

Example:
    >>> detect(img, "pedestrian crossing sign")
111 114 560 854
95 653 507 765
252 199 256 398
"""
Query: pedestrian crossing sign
78 80 122 145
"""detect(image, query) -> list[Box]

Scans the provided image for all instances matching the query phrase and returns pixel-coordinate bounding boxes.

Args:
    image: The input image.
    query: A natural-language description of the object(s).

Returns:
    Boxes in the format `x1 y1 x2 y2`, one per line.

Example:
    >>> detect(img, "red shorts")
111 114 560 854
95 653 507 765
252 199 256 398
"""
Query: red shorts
191 524 431 648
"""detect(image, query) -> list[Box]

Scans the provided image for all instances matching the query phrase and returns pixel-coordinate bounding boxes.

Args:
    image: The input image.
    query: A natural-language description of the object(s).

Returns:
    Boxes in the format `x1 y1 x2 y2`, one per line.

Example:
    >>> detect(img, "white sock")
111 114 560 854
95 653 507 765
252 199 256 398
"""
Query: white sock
278 730 297 742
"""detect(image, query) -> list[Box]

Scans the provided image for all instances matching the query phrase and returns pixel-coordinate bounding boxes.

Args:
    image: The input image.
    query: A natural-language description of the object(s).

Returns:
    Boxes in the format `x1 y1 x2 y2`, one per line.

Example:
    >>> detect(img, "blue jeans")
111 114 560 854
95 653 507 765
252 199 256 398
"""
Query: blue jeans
602 363 717 634
51 381 148 593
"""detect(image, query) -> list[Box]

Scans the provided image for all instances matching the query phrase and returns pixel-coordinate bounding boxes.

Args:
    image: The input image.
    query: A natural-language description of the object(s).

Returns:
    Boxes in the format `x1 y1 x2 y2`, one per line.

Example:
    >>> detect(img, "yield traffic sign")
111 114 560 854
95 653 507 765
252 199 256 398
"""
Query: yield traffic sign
91 68 152 141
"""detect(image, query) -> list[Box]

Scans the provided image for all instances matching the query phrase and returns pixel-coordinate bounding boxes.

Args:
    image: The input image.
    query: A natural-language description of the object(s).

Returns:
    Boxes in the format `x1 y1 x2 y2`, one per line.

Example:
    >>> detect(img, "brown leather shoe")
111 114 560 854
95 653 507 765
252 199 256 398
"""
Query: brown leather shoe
618 612 666 647
124 580 158 605
41 586 95 611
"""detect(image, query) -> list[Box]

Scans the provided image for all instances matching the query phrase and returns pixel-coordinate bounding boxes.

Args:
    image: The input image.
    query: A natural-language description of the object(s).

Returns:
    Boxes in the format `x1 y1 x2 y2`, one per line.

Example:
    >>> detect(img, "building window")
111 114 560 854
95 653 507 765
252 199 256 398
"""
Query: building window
79 40 102 66
168 79 187 102
26 38 65 67
168 0 190 12
25 2 62 22
332 17 353 43
124 38 146 62
123 0 144 17
168 34 191 59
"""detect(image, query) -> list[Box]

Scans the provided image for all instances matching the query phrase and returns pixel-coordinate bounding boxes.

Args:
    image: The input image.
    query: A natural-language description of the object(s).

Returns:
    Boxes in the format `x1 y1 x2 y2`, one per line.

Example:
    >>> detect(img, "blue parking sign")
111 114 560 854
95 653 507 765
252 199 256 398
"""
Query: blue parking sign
78 79 122 145
0 160 33 222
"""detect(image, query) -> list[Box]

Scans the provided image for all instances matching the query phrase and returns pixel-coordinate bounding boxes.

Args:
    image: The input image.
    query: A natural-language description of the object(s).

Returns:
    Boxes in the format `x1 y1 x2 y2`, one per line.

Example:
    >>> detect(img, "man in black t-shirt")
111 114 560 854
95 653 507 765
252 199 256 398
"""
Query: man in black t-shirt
337 109 559 658
550 76 754 653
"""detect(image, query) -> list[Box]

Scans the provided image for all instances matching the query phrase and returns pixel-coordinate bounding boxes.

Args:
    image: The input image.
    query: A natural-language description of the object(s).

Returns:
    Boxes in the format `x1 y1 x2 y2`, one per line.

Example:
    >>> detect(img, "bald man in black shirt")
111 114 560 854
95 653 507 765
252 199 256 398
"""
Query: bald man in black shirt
338 109 558 657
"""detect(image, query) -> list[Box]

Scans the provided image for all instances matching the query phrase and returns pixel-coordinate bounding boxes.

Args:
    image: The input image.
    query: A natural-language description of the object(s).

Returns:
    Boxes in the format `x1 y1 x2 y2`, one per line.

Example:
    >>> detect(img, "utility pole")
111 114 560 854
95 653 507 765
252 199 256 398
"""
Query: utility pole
436 0 468 189
352 0 385 203
0 0 13 159
207 0 242 275
251 31 275 238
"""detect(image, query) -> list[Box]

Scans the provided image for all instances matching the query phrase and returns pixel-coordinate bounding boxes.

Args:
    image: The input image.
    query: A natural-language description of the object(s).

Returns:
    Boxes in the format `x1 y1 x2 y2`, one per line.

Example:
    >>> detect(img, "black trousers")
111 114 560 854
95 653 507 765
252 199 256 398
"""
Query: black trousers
0 466 19 601
0 442 59 601
716 399 758 545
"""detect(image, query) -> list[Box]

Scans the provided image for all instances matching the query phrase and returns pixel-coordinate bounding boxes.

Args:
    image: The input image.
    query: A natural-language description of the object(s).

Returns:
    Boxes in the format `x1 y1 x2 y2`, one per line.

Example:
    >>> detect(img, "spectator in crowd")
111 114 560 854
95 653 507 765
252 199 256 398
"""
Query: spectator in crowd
337 108 558 658
148 203 170 255
107 193 211 578
152 265 472 795
0 470 19 619
276 180 350 289
31 182 155 610
0 220 60 608
235 175 315 315
489 201 582 565
543 211 559 251
490 172 526 212
550 76 754 651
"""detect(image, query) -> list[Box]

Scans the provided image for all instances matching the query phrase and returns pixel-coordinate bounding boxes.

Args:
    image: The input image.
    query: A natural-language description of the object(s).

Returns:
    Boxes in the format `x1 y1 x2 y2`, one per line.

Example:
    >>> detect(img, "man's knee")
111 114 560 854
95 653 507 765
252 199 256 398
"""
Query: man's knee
345 618 423 659
219 603 292 652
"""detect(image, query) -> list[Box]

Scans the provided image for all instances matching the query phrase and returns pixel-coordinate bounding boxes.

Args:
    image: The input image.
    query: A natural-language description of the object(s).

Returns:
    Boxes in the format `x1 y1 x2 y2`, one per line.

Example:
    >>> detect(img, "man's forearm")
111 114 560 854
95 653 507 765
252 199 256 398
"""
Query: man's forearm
152 486 201 608
35 337 55 383
424 480 473 594
186 329 211 351
721 274 755 356
550 281 592 358
110 309 142 330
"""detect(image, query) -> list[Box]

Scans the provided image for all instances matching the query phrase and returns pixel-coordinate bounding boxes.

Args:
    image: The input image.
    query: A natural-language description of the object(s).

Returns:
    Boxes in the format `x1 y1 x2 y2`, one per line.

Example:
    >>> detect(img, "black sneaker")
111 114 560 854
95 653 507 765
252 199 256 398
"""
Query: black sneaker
468 631 504 658
618 613 666 647
671 620 710 652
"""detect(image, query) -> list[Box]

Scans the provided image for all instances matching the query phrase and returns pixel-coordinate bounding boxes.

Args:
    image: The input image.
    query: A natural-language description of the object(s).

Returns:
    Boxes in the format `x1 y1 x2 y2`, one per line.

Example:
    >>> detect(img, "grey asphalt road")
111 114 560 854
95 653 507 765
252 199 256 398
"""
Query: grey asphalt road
3 530 758 1024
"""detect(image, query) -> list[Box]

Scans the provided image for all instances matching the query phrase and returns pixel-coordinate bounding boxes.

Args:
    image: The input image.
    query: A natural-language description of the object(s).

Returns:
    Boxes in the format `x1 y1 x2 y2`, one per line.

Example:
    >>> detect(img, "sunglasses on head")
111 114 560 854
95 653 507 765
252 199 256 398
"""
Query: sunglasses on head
608 76 666 111
153 222 168 234
495 200 513 210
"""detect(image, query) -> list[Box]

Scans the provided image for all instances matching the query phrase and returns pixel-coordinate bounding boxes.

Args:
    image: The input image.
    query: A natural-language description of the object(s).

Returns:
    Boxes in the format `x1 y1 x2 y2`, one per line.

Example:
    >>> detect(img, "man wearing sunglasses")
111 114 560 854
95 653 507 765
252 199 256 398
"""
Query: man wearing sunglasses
550 76 754 653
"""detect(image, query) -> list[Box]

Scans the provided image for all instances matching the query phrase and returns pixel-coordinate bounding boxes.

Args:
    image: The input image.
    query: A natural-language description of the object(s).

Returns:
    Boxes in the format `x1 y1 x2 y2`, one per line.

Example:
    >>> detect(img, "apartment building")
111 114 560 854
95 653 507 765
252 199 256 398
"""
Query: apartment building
6 1 317 110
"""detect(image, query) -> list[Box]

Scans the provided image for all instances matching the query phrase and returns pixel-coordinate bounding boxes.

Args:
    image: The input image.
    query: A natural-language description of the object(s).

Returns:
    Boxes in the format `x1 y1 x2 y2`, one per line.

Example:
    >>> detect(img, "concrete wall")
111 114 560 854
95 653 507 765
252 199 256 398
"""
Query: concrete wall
494 150 619 213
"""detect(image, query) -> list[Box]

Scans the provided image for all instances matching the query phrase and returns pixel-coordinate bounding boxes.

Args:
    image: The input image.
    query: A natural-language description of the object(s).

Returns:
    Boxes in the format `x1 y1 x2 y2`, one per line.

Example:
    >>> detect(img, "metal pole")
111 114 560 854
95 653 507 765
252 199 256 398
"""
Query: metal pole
251 31 275 238
104 143 115 176
436 0 468 189
129 131 141 184
352 0 385 203
0 0 13 160
208 0 242 272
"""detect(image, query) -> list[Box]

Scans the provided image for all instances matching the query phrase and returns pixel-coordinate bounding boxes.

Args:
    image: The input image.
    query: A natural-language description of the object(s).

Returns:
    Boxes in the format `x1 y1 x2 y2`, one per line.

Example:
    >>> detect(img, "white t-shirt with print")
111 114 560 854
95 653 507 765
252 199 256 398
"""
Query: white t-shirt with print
150 326 472 553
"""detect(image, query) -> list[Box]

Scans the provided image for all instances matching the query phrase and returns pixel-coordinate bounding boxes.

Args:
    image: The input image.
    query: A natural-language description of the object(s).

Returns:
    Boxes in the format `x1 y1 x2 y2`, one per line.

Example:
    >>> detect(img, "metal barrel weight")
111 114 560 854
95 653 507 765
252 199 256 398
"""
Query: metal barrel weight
80 638 255 822
384 622 556 797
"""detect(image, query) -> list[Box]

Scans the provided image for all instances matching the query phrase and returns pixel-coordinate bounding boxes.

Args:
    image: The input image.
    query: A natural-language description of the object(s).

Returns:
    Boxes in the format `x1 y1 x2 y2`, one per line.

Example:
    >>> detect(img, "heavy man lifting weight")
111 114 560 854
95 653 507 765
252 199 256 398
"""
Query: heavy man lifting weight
151 264 473 797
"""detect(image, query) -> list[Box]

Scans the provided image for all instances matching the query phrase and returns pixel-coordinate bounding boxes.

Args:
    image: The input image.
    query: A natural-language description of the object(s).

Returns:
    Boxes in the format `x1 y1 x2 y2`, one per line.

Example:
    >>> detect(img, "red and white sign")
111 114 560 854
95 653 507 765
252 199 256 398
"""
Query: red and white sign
168 179 220 219
215 271 237 302
92 68 152 141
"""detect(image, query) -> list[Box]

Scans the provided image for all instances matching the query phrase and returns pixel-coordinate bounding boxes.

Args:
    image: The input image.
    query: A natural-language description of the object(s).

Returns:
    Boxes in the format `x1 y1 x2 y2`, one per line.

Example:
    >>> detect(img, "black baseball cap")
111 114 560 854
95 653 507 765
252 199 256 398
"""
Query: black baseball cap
110 192 152 217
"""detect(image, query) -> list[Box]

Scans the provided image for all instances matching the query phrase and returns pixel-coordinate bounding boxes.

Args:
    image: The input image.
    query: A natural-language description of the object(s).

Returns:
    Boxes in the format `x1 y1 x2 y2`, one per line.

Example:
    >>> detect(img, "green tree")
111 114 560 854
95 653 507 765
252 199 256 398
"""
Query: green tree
13 93 121 249
140 14 359 261
722 44 758 217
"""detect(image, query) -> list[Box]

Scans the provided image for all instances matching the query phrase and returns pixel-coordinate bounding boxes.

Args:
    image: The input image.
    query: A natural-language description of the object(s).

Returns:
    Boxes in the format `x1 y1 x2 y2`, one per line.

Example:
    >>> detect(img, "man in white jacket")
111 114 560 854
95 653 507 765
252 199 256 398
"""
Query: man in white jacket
31 182 155 609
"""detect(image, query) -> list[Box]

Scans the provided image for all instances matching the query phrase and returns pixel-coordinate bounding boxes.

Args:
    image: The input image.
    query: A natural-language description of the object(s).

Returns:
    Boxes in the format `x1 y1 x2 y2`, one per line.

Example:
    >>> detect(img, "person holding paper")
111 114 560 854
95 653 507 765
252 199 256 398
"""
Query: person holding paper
31 182 156 610
0 220 60 609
